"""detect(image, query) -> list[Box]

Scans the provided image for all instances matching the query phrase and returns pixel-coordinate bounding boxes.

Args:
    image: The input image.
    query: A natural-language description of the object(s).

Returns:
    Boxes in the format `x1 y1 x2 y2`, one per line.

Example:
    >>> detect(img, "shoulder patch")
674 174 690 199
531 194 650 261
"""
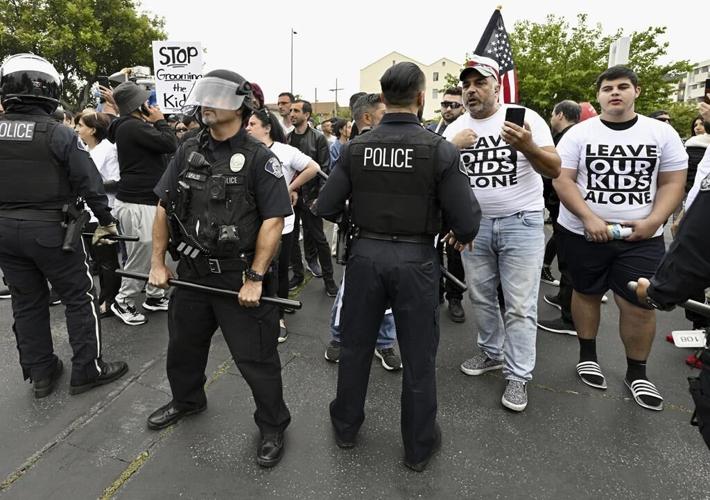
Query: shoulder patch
265 157 283 178
701 173 710 192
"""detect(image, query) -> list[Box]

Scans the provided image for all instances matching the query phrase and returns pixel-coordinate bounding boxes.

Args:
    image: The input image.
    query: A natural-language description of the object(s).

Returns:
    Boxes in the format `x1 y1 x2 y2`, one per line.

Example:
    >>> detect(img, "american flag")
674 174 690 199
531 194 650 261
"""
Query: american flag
474 9 518 103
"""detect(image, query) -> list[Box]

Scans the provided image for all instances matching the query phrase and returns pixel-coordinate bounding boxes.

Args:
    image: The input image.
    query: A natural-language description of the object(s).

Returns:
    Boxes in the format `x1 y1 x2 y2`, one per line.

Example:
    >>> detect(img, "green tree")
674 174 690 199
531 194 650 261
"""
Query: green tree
0 0 166 109
509 14 691 120
666 101 703 140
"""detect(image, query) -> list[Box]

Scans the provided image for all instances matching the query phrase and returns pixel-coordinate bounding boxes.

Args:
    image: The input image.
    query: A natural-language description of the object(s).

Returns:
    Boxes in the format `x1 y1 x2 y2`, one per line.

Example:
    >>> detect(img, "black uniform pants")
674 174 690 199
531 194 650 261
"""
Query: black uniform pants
330 238 440 464
436 231 465 302
290 200 334 280
166 276 291 435
85 221 121 307
0 218 102 382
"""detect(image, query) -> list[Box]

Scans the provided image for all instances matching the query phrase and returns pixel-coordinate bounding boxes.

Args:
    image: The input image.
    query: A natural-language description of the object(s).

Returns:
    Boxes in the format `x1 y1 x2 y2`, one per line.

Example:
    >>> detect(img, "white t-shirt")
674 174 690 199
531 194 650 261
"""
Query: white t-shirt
686 146 710 209
269 141 311 234
443 105 554 218
556 115 688 237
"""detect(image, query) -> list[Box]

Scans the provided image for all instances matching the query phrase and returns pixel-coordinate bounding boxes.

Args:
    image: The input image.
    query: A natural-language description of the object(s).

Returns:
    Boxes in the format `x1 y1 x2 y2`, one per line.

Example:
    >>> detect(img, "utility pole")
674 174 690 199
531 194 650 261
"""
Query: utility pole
328 78 343 118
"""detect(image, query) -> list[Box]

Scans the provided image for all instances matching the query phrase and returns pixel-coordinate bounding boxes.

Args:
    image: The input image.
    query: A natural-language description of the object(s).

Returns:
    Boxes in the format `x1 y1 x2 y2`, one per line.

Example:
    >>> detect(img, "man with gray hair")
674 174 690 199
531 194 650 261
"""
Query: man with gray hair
351 93 386 138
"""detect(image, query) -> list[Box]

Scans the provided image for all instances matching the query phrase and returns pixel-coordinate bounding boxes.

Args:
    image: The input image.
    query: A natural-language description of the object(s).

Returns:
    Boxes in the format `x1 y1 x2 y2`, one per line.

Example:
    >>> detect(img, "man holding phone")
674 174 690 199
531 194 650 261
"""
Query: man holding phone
444 55 560 412
107 81 177 326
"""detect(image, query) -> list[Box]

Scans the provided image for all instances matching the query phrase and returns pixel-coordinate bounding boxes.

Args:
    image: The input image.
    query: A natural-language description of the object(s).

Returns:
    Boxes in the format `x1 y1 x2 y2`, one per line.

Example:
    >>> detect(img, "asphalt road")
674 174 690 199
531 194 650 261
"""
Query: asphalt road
0 237 708 499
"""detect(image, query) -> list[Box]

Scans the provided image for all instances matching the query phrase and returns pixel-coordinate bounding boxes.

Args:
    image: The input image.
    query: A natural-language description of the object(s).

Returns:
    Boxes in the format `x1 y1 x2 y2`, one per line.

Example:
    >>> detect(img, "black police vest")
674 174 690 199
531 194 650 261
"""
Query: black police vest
349 127 442 236
0 113 73 208
176 135 260 257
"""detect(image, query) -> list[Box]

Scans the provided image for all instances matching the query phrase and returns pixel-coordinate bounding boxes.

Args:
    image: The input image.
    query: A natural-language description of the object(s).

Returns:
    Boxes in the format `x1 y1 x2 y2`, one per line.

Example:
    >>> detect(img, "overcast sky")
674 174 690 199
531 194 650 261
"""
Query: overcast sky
138 0 707 106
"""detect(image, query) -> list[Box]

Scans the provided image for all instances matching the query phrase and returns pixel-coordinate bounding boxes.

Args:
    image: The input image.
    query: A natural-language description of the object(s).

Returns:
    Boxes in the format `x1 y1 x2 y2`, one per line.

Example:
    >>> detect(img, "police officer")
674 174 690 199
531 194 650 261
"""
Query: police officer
635 172 710 448
317 62 481 471
146 69 292 468
0 53 128 398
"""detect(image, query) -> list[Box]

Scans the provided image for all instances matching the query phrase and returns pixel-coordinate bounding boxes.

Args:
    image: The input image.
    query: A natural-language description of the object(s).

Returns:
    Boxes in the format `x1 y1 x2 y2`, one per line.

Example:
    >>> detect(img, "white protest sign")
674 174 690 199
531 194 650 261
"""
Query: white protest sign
152 41 203 113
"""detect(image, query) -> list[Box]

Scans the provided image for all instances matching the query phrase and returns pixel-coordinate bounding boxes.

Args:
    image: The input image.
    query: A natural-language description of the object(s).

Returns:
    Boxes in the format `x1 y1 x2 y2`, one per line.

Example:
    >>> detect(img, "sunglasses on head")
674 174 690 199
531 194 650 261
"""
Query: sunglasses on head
441 101 463 109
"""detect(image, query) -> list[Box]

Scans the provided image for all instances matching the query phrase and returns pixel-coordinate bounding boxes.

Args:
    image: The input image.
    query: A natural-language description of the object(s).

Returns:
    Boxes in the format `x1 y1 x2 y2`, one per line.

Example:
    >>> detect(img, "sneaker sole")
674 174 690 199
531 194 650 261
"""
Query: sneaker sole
541 279 560 287
501 395 527 412
543 296 562 311
69 364 128 395
460 363 503 376
374 350 402 371
324 351 339 363
537 322 577 336
142 303 169 312
110 303 148 326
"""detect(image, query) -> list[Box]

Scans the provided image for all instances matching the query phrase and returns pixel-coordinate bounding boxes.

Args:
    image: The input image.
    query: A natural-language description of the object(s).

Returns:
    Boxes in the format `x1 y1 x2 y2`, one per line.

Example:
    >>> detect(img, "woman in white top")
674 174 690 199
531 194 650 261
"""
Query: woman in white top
246 108 320 341
76 112 122 317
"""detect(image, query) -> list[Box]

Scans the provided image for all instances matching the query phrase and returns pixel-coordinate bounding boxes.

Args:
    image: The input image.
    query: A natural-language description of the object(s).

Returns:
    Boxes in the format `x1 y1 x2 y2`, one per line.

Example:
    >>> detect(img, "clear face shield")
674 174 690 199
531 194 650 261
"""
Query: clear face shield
182 76 246 116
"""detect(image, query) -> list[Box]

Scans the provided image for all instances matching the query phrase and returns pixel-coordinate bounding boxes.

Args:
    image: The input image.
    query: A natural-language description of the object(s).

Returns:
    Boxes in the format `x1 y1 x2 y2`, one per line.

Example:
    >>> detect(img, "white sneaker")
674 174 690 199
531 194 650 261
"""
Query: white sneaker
142 296 169 311
111 302 147 326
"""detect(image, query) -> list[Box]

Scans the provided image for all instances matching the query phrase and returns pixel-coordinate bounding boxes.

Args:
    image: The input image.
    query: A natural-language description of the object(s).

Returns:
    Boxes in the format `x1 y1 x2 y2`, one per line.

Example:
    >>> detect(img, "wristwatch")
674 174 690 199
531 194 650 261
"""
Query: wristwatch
245 268 264 282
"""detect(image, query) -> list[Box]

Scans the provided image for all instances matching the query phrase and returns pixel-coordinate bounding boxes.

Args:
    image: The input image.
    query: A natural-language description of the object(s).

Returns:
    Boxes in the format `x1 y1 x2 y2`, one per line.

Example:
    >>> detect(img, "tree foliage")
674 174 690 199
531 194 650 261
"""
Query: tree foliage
0 0 166 109
510 14 692 126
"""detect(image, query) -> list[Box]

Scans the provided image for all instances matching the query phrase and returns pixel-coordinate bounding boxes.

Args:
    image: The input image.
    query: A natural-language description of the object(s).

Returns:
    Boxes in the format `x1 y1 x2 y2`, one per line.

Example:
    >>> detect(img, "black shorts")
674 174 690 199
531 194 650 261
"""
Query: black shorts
557 226 665 307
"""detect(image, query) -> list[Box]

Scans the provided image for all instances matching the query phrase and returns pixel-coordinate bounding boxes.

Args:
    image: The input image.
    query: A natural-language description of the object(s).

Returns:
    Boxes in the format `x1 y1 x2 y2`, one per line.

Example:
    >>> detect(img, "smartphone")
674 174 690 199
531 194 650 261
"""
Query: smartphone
505 107 526 127
704 78 710 105
97 75 110 89
140 103 151 117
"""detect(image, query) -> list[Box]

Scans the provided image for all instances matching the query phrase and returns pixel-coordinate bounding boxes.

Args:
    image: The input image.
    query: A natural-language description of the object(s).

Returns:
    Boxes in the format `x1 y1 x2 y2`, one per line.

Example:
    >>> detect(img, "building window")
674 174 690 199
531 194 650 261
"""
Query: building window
442 61 446 66
433 72 439 82
432 89 438 99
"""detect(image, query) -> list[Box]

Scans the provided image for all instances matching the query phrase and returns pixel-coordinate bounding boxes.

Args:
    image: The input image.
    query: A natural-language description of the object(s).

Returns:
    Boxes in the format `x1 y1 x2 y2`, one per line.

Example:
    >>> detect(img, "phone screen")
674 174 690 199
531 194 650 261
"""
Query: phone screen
504 107 526 127
97 76 110 88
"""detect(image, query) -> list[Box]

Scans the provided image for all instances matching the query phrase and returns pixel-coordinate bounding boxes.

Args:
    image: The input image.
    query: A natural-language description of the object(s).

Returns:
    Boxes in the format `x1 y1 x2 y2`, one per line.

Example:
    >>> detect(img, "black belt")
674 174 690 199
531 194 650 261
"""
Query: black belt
358 230 432 244
184 255 251 275
0 209 64 222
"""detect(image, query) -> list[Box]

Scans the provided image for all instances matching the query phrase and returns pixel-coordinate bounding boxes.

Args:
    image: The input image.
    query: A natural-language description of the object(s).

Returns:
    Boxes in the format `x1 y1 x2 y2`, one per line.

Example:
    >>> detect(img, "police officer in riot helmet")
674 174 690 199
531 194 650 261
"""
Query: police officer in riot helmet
317 62 481 471
147 69 293 467
0 53 128 398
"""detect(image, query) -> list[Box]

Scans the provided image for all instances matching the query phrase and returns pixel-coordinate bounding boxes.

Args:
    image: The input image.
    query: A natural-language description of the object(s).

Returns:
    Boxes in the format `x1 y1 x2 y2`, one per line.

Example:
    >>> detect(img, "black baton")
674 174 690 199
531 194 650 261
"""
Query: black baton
441 266 467 292
317 169 329 180
627 281 710 317
82 233 140 242
115 269 302 309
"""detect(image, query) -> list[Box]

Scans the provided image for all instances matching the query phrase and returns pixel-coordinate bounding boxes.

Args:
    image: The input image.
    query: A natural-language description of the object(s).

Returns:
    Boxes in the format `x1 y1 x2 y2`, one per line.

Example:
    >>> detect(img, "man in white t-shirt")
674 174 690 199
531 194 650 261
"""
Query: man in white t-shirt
553 65 688 411
444 55 561 412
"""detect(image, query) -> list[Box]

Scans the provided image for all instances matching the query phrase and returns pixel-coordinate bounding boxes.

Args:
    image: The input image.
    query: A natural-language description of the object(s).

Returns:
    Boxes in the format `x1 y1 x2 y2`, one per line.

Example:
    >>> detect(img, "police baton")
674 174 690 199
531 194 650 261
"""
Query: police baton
627 281 710 317
115 269 302 309
81 232 140 242
441 266 467 292
317 169 329 180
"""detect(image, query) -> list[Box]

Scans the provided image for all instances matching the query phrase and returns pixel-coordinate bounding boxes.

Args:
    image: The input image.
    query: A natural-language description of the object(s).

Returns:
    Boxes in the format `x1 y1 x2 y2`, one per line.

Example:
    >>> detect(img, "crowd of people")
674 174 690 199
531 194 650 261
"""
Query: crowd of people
1 51 709 471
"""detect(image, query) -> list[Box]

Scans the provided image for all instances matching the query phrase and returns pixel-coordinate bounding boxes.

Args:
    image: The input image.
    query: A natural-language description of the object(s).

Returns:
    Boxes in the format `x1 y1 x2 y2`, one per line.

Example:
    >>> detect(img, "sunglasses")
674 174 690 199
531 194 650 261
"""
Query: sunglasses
657 117 671 123
441 101 463 109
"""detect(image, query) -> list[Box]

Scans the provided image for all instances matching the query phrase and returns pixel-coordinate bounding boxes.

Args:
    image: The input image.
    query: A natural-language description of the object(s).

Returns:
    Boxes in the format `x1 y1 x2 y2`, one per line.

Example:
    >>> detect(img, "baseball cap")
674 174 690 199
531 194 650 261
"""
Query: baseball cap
460 55 500 82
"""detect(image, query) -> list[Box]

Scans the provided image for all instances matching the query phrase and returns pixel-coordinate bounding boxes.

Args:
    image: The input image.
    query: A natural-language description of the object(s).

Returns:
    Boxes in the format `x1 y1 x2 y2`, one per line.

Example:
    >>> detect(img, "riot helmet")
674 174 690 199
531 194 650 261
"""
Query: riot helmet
0 54 62 111
182 69 254 119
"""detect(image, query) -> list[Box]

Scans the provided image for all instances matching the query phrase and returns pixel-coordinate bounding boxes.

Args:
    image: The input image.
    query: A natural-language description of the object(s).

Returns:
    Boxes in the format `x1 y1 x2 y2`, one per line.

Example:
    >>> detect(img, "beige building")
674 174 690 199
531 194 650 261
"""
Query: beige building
360 51 461 121
676 59 710 103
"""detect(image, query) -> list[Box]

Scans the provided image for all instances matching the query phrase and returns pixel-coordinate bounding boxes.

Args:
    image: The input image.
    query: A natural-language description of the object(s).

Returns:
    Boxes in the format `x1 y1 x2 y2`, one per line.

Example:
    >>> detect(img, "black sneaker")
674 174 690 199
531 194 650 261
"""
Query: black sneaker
447 298 465 323
305 258 323 278
325 340 341 362
540 266 560 286
324 278 338 297
143 296 169 312
288 275 304 291
543 293 562 311
111 302 147 326
0 288 10 299
375 347 402 371
537 317 577 336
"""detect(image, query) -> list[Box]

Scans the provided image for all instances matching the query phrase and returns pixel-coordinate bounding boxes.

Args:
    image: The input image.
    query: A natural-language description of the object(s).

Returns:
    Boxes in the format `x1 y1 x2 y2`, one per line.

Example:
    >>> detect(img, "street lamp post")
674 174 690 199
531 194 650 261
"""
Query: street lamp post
290 28 297 94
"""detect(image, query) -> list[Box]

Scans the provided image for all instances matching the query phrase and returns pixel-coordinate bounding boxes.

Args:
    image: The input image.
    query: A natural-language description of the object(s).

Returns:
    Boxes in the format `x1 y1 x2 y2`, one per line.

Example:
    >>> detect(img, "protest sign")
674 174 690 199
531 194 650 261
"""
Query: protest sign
152 41 203 113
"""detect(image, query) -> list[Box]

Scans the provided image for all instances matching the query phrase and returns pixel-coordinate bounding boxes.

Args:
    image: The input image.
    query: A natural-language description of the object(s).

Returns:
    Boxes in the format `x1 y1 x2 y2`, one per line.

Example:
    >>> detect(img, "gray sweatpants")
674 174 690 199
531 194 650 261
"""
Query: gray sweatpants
114 200 165 307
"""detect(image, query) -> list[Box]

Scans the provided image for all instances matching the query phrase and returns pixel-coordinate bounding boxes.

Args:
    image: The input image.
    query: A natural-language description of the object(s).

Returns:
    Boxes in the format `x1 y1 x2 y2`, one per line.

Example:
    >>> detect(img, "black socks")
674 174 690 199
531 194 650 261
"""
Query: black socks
578 338 597 363
625 357 647 382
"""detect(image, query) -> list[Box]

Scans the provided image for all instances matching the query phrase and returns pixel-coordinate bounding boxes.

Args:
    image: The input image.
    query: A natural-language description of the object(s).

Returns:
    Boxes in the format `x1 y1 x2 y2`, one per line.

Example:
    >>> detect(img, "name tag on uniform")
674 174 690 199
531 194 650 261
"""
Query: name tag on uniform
185 171 207 182
363 146 415 171
0 121 35 141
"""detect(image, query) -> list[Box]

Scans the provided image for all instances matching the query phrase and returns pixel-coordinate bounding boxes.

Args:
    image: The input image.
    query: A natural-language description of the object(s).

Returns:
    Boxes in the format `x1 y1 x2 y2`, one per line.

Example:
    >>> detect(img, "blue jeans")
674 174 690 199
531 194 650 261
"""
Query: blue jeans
330 278 396 349
461 210 545 381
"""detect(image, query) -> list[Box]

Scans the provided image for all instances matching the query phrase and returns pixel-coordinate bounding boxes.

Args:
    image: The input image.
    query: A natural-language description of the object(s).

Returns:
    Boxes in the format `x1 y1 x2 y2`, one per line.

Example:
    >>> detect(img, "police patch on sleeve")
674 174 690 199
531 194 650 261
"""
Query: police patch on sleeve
701 173 710 192
265 157 283 178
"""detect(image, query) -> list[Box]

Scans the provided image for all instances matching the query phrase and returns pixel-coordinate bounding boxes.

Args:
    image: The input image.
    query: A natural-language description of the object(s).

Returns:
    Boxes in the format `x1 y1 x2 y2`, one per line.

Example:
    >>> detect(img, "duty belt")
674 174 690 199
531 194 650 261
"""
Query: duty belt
184 254 252 276
0 209 64 222
358 230 432 244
